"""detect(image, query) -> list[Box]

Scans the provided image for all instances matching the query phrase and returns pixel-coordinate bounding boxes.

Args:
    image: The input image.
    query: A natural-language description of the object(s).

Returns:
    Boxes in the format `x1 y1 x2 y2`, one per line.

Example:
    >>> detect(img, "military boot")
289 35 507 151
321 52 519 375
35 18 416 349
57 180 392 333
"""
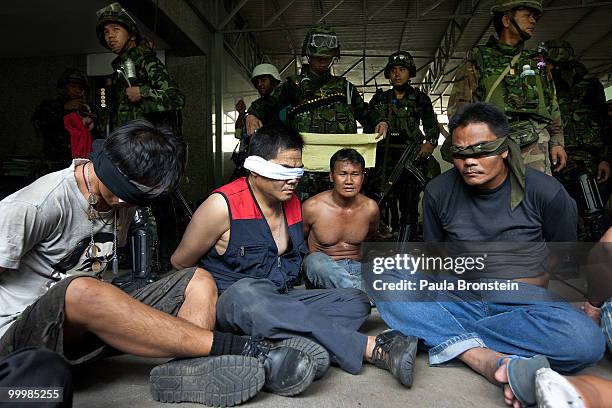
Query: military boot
371 330 418 388
241 337 316 396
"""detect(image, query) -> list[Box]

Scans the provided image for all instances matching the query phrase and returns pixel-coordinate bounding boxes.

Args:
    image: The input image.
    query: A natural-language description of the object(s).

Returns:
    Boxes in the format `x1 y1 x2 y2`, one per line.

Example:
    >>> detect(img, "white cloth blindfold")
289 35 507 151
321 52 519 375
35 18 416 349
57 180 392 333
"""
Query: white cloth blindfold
243 155 304 180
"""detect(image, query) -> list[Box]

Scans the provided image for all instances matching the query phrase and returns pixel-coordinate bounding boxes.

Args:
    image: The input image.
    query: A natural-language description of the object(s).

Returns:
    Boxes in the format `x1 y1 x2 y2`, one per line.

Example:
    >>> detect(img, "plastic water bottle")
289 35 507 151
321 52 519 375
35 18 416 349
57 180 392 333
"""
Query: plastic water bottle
520 64 536 77
520 64 537 107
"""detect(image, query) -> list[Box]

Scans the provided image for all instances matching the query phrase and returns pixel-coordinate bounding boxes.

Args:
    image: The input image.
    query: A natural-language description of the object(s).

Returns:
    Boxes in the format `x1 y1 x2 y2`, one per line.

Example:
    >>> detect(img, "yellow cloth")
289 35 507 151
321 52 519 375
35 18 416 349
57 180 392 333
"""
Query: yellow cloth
301 133 383 172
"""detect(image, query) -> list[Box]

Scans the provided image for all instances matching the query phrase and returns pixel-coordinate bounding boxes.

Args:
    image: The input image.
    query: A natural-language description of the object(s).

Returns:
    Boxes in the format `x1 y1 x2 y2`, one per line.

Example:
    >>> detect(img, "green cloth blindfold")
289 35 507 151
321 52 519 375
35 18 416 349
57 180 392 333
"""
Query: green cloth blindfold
451 137 526 211
450 137 508 158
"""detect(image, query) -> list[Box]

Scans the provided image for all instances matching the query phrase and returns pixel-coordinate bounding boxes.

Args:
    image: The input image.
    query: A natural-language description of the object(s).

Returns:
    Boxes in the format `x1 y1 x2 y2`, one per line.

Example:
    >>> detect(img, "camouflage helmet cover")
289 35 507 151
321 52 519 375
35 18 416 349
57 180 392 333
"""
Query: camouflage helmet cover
543 39 575 63
490 0 543 14
96 2 141 49
57 68 88 89
384 51 417 78
251 63 282 87
301 26 340 58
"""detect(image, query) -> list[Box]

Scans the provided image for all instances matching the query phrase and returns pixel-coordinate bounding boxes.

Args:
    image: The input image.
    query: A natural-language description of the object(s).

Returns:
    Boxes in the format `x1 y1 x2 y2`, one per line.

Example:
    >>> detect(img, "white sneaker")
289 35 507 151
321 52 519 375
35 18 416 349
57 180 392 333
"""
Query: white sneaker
535 367 586 408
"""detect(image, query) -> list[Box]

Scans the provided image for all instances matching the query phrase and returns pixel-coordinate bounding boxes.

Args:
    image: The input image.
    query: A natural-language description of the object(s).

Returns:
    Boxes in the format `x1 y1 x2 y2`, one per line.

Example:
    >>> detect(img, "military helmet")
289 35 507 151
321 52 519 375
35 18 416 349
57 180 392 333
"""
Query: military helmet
57 68 88 89
384 51 417 78
543 39 575 63
490 0 543 14
96 2 141 49
301 26 340 58
250 63 282 86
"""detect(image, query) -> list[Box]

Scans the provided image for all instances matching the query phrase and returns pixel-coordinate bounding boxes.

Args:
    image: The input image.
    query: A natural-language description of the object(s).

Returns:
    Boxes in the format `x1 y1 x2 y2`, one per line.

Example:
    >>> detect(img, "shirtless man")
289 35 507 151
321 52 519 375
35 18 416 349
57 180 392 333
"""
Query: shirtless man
303 148 379 290
172 126 420 389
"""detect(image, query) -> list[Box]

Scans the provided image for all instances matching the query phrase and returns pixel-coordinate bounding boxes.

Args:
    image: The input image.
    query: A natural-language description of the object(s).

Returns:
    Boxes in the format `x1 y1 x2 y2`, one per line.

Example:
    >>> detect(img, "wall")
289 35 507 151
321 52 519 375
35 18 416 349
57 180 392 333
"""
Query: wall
0 55 86 158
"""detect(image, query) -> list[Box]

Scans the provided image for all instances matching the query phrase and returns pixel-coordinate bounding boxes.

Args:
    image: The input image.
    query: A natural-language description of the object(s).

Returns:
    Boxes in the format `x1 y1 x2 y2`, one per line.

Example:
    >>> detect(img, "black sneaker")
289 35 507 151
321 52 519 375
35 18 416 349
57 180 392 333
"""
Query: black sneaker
277 336 330 380
371 330 418 388
242 337 316 396
150 355 265 407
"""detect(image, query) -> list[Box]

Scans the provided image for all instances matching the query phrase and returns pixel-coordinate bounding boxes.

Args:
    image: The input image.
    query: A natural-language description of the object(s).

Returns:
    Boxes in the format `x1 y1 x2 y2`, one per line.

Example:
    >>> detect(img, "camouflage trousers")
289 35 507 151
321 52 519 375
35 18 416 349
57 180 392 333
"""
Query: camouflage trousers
521 130 552 176
296 171 332 201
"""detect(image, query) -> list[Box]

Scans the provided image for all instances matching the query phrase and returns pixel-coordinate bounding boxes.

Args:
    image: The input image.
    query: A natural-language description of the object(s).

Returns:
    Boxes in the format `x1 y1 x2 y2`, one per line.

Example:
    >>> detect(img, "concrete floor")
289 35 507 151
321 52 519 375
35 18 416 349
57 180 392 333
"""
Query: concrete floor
73 311 612 408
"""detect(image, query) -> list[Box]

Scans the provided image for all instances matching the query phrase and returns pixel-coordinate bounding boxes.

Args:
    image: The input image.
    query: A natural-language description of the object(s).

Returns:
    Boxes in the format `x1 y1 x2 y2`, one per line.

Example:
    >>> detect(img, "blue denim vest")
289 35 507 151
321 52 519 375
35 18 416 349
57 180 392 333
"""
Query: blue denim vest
199 177 306 293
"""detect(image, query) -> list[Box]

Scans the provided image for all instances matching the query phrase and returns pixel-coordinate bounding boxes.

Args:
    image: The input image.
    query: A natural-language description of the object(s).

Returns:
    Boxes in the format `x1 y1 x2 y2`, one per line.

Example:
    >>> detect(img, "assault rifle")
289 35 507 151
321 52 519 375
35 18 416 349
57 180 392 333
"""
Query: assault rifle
377 138 427 207
577 169 610 241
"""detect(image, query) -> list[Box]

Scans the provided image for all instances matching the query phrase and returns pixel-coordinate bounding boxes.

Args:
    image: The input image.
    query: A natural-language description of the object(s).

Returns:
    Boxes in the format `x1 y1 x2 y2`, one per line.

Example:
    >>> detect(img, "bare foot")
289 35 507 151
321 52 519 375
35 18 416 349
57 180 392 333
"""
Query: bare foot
494 357 522 408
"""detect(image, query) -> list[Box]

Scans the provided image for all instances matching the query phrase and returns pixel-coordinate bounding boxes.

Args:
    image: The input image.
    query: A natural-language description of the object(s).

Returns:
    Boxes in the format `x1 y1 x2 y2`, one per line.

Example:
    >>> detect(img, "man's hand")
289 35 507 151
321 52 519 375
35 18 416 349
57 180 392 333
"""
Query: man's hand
63 99 83 111
374 121 388 138
581 301 601 325
125 86 142 103
236 99 246 114
550 145 567 172
416 142 436 161
597 161 611 183
246 114 263 136
81 116 95 131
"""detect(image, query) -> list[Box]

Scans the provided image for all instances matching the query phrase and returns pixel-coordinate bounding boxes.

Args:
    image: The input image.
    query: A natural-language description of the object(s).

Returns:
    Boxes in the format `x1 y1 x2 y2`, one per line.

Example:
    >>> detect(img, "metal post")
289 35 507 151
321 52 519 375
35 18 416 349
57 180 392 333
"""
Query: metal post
214 32 224 185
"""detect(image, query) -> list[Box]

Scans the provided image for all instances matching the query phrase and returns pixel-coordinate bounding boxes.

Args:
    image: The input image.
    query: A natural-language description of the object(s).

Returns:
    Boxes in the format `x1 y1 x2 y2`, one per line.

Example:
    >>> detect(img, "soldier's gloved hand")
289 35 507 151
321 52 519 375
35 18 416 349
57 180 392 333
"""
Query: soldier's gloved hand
374 121 388 138
416 142 435 161
246 114 263 136
126 86 142 103
550 145 567 172
597 161 611 183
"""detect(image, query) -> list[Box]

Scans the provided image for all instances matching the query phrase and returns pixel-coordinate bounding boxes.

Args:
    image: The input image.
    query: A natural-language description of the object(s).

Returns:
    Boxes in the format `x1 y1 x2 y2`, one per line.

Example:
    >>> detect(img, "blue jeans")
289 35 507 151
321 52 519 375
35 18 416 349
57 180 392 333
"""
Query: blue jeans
370 272 605 373
304 252 364 291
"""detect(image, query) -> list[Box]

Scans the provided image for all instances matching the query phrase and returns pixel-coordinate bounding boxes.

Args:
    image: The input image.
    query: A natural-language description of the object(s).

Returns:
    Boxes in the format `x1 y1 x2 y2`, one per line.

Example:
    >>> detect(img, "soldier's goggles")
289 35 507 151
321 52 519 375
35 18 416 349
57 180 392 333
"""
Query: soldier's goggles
390 54 410 62
450 137 508 158
310 34 338 48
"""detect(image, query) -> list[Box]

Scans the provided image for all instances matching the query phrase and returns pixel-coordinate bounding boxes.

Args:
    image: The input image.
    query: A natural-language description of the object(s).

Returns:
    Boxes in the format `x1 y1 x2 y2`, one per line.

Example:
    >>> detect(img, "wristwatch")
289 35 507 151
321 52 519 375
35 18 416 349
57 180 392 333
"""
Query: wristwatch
426 136 439 147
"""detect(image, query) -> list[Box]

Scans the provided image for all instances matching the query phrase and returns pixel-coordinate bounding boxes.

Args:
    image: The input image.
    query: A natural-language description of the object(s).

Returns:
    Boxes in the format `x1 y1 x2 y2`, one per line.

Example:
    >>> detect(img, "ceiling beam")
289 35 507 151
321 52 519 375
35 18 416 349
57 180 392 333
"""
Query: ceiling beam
217 0 250 30
317 0 346 23
221 13 474 33
559 8 596 40
367 0 396 20
421 0 482 94
340 57 364 77
264 0 297 27
578 28 612 57
544 1 612 11
420 0 451 16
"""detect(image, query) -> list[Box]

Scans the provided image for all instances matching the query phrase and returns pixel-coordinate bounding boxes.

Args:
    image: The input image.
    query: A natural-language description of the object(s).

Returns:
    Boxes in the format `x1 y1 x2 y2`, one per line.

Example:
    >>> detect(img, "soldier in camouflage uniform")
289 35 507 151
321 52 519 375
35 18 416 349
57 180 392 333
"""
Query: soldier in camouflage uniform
447 0 567 175
246 27 388 200
96 2 185 136
96 3 186 276
368 52 441 240
545 40 611 239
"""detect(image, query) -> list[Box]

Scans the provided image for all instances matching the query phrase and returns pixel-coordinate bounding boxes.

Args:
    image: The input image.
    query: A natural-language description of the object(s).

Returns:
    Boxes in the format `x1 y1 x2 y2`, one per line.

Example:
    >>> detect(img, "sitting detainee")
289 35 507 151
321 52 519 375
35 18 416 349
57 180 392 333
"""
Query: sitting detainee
171 125 419 392
369 103 605 407
303 148 379 290
0 120 312 407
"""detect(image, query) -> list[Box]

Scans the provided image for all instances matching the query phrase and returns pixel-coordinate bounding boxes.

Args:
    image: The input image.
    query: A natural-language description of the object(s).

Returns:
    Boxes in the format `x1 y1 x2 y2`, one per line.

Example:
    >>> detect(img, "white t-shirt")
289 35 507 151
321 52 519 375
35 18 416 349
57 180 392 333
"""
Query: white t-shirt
0 160 135 338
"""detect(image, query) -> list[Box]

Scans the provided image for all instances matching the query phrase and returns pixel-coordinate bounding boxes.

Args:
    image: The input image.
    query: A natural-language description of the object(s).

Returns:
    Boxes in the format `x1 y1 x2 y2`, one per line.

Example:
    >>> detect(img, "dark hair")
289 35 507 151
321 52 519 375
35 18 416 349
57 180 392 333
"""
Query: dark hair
330 148 365 172
448 102 509 140
104 120 186 194
248 124 304 160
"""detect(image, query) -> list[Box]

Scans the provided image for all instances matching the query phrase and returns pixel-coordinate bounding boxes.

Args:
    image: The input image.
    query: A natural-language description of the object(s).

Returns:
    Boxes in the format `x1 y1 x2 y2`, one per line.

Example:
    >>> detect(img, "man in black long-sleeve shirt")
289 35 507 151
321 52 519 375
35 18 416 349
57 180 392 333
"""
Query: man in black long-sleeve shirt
371 103 605 407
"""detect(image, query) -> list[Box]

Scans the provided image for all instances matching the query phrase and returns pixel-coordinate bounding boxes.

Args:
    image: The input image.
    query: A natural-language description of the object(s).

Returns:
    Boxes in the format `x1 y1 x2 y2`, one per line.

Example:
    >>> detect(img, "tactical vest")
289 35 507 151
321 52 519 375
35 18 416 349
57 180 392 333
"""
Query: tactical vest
287 74 357 133
558 79 604 150
380 89 424 145
199 177 306 293
475 41 554 146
